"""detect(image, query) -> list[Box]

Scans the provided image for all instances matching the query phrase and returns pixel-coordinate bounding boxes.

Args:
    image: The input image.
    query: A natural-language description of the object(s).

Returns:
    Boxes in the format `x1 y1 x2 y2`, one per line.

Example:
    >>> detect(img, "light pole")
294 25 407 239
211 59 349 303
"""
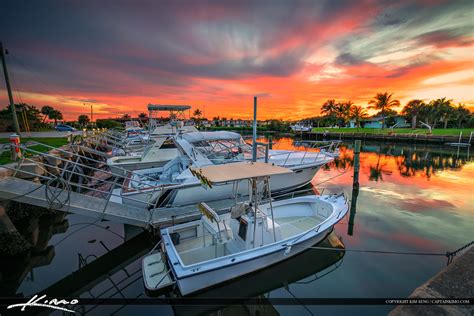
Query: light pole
84 103 93 125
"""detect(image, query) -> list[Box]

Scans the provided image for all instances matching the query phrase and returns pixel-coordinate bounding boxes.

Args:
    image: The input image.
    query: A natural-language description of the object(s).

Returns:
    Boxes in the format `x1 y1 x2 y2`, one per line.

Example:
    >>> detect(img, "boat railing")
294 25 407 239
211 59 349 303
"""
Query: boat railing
6 142 167 212
268 142 337 167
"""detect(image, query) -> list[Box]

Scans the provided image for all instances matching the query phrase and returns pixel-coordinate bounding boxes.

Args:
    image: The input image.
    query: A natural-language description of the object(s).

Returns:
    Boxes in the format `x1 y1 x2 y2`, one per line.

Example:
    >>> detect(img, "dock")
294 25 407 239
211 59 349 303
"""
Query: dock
0 176 236 228
303 132 474 145
389 246 473 315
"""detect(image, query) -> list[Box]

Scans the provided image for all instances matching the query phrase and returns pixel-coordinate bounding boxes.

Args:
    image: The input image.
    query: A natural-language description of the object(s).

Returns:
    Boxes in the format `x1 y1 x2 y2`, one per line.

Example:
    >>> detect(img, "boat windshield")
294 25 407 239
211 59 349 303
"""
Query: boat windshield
192 138 266 164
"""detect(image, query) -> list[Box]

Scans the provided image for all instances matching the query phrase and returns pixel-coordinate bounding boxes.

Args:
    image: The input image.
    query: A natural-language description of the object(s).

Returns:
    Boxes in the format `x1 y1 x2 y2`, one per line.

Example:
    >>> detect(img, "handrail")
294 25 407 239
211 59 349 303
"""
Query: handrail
9 143 162 208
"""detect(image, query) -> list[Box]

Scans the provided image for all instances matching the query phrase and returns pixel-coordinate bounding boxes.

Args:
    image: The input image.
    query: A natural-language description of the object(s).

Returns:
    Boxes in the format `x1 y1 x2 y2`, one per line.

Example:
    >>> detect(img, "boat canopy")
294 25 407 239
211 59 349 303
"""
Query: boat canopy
147 104 191 111
191 161 292 184
182 131 242 143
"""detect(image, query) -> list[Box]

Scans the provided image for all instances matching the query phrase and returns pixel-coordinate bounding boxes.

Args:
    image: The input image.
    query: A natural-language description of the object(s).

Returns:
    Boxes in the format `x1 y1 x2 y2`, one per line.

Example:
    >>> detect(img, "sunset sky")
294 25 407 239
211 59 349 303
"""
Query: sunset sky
0 0 473 120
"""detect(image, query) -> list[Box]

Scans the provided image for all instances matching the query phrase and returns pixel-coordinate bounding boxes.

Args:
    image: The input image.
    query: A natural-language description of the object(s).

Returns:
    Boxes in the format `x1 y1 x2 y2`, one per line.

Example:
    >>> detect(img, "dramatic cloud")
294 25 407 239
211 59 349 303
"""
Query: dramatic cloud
0 0 472 120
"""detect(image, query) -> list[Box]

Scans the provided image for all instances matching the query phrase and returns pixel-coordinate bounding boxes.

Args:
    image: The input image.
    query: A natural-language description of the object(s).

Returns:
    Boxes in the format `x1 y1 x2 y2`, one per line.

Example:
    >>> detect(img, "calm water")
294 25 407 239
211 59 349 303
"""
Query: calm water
1 138 473 315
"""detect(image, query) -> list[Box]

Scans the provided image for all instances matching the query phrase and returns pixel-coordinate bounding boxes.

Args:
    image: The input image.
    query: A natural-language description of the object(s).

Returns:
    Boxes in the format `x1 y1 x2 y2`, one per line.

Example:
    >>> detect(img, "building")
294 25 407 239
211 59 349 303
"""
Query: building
350 116 410 129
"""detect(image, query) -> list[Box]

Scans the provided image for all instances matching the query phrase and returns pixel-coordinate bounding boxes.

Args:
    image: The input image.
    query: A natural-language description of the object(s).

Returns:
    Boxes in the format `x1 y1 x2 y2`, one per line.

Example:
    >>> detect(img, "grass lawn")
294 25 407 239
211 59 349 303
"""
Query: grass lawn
0 137 68 165
310 127 474 136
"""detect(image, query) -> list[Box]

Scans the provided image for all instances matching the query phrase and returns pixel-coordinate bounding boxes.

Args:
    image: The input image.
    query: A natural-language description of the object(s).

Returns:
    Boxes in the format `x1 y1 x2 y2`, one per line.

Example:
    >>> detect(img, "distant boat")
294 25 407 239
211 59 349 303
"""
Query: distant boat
290 122 312 132
141 162 348 295
445 131 472 147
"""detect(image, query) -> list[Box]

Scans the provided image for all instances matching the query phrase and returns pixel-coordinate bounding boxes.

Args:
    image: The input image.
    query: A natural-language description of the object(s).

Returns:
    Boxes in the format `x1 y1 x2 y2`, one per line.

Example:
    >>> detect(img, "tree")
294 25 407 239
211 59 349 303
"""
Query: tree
368 92 400 129
122 113 131 119
349 105 368 128
336 101 352 127
453 104 471 128
138 112 148 119
193 109 202 121
431 98 453 129
402 99 425 129
321 99 337 116
78 114 90 126
48 109 63 125
40 105 55 123
96 119 123 129
320 99 338 126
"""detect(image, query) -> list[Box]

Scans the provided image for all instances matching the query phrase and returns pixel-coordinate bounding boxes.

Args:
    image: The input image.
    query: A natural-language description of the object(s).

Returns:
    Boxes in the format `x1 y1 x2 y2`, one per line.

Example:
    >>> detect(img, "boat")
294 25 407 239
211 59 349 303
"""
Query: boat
119 131 336 207
290 122 313 132
141 162 348 295
106 104 198 174
167 232 345 315
107 136 180 175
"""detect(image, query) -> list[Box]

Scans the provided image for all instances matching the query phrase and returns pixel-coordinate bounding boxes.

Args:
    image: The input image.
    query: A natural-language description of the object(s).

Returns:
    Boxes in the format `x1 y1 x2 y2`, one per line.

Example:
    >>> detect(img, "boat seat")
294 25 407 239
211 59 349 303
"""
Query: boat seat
198 202 234 244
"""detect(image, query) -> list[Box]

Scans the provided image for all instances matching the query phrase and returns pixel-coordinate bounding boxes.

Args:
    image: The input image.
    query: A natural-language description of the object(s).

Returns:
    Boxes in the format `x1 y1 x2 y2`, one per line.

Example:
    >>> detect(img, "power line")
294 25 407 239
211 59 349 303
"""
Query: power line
9 54 59 97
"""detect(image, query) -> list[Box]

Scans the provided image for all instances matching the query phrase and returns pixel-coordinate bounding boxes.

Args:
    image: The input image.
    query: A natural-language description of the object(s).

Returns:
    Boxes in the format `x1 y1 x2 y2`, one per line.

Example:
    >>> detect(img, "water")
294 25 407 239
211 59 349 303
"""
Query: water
1 137 473 315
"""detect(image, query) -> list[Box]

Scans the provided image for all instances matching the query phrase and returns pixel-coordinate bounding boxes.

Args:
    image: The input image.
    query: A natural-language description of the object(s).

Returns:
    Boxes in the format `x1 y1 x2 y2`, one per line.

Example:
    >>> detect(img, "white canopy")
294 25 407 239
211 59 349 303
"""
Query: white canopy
191 161 292 184
182 131 242 143
147 104 191 111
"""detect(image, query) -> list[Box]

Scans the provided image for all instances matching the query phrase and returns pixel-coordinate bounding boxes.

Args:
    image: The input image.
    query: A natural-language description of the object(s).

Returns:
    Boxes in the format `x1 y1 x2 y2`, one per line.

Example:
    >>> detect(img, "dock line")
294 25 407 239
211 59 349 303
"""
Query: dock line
292 240 474 266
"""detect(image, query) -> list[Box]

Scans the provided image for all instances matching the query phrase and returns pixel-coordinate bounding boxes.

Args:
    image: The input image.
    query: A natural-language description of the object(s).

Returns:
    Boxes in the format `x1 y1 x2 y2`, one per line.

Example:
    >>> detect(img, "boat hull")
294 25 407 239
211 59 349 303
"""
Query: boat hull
122 164 320 208
175 226 333 295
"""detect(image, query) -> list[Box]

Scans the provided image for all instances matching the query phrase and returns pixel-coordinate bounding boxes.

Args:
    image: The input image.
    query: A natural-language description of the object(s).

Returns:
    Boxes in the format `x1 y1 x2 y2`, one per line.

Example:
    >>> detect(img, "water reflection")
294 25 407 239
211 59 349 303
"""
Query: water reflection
0 202 68 296
282 138 473 181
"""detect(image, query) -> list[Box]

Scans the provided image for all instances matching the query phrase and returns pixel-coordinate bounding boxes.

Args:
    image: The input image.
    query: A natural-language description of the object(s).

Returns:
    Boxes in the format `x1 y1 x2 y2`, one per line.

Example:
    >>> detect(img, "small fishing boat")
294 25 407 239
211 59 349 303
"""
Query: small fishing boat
142 162 348 295
290 122 313 132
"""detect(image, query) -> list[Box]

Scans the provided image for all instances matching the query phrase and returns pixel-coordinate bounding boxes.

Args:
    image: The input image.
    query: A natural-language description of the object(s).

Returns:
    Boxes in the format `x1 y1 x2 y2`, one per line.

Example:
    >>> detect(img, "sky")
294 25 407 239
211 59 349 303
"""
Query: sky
0 0 473 120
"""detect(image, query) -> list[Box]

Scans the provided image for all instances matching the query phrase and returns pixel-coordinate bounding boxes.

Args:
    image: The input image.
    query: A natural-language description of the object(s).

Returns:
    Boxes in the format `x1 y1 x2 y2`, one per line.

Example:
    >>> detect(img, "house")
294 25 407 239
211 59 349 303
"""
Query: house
350 116 410 129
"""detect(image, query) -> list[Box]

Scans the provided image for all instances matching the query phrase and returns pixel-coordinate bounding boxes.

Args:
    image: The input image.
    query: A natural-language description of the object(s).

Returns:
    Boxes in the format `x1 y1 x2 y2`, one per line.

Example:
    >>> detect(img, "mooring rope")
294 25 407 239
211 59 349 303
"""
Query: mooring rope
446 240 474 265
44 177 71 209
293 240 474 266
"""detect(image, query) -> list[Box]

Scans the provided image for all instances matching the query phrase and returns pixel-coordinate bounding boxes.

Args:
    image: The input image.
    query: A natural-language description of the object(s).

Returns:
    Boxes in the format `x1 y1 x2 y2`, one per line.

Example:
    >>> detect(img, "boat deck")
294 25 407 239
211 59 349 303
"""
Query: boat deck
274 216 323 239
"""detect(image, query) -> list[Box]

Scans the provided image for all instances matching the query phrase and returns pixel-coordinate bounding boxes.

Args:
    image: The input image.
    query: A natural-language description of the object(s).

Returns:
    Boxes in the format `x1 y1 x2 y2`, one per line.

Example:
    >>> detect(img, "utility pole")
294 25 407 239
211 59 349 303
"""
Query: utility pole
252 96 257 162
84 103 93 124
0 42 21 135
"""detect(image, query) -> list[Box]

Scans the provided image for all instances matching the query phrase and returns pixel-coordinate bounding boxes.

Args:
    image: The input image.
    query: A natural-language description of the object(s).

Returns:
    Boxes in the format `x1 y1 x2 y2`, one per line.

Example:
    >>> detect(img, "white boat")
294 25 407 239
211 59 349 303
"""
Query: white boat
107 104 198 174
170 232 344 314
290 122 312 132
119 131 335 207
142 162 348 295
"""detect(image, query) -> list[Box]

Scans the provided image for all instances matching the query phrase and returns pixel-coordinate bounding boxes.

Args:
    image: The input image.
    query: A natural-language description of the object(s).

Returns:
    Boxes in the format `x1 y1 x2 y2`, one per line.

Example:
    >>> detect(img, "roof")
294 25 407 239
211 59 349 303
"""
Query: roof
182 131 241 143
190 161 292 184
147 104 191 111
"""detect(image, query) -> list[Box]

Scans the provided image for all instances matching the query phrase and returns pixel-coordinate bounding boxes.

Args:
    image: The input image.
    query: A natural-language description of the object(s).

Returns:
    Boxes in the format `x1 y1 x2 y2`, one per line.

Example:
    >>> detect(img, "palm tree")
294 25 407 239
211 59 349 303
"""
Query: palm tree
193 109 202 119
402 99 425 129
337 101 353 127
321 99 337 116
431 98 453 129
321 99 338 126
349 105 369 128
453 104 471 128
78 114 90 126
41 105 55 123
368 92 400 129
49 109 63 125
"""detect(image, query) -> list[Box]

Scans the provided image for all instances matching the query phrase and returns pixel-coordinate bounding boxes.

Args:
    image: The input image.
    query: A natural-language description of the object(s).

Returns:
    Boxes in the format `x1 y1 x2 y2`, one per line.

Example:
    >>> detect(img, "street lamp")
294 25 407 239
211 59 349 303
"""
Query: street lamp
83 103 93 124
